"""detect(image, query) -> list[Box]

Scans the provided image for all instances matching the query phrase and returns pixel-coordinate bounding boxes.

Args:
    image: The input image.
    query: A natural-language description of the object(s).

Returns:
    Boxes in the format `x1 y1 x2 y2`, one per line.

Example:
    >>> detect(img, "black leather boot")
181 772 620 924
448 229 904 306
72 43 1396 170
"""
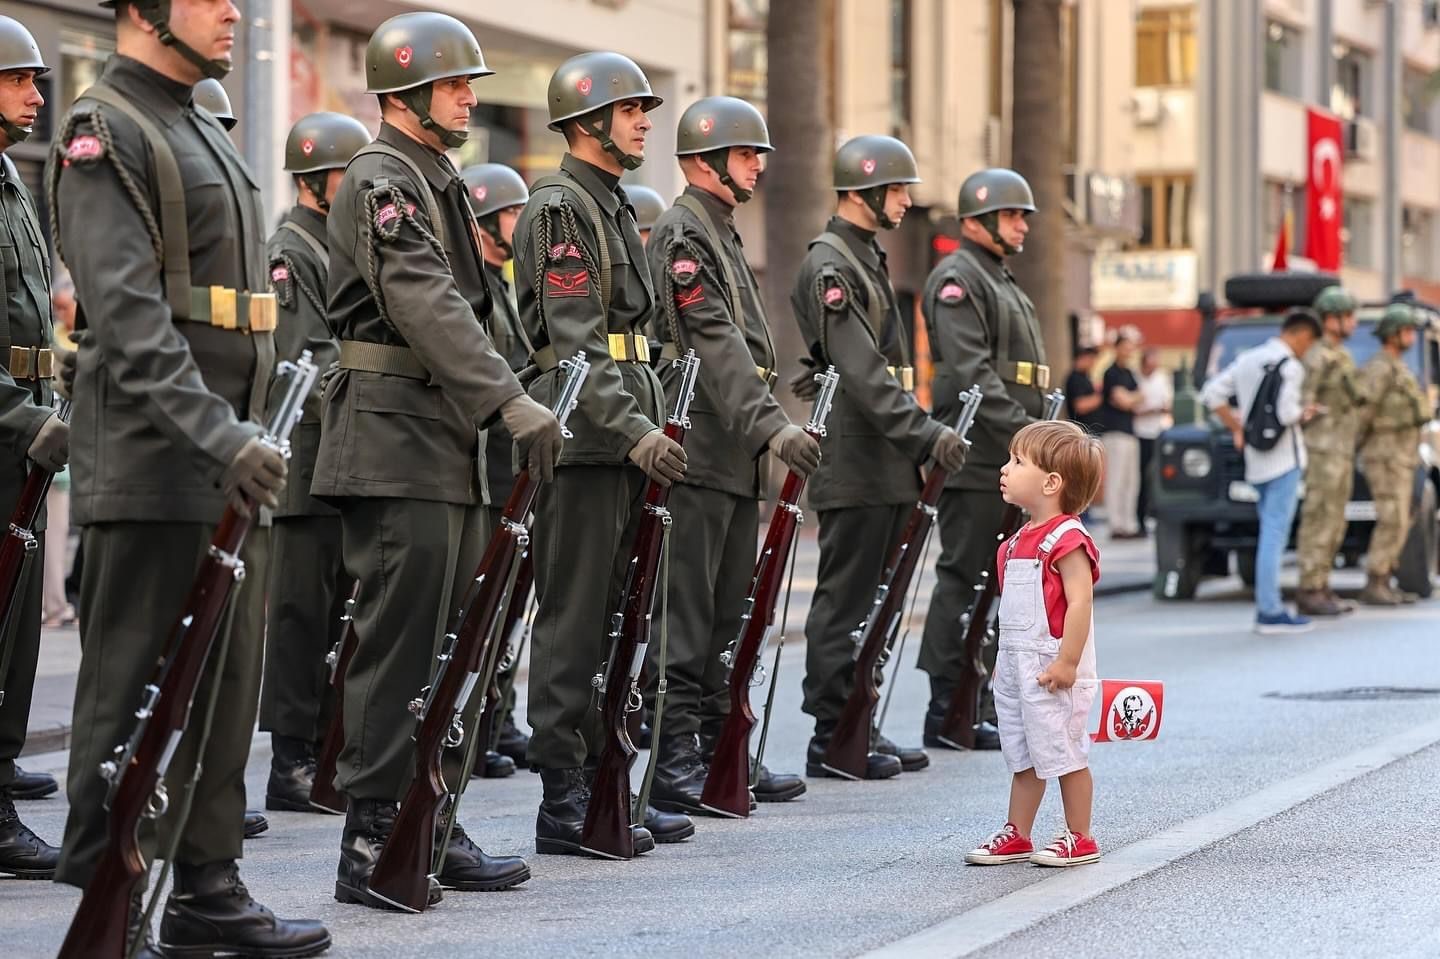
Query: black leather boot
922 706 1001 750
535 768 655 857
922 678 960 749
9 764 58 800
0 788 59 879
805 728 900 780
243 809 269 839
477 751 516 779
335 799 442 910
647 733 709 816
434 819 530 891
128 889 164 959
971 720 1001 750
495 719 530 766
159 859 331 957
752 760 806 802
266 734 324 813
874 732 930 771
641 800 694 843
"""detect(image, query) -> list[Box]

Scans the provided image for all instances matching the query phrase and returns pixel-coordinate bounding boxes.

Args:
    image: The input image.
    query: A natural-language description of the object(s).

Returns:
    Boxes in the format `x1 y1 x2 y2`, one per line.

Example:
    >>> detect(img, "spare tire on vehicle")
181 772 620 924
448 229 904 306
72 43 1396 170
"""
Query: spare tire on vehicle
1224 272 1340 309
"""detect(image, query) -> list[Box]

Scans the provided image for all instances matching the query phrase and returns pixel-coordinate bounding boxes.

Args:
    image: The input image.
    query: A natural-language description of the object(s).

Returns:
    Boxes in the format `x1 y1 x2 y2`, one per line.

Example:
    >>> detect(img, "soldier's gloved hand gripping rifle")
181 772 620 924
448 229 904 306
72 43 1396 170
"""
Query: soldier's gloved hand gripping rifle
939 388 1065 749
58 353 318 959
700 366 840 818
364 353 591 912
821 385 984 779
579 349 702 860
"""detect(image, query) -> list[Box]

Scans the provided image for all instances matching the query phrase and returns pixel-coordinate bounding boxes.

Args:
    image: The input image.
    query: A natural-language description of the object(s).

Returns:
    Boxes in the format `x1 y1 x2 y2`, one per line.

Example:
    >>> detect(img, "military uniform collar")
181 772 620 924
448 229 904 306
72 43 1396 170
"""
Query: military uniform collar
376 122 458 192
560 154 622 216
961 236 1008 274
98 56 192 125
683 184 736 225
826 215 882 270
484 261 508 283
289 204 328 238
0 153 15 183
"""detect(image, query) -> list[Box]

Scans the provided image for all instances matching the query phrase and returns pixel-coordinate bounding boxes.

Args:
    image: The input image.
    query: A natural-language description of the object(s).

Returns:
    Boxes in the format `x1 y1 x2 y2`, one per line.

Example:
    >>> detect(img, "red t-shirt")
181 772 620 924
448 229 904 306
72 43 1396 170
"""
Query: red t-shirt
995 514 1100 639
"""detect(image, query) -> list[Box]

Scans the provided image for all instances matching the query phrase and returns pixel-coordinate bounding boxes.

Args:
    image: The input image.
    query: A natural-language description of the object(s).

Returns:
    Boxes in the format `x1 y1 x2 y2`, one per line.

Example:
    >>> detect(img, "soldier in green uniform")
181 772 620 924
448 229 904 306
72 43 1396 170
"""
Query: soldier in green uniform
790 135 968 780
312 12 563 908
1356 304 1430 606
1295 286 1364 617
918 168 1047 751
461 160 535 777
0 14 66 882
513 51 693 856
192 77 235 130
627 184 666 243
51 1 329 954
642 96 815 813
260 112 370 813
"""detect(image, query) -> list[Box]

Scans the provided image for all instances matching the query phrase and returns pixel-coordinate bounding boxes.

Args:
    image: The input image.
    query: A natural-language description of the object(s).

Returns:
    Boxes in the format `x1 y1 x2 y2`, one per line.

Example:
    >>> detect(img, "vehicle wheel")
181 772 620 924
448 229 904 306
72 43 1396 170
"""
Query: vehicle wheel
1153 522 1207 600
1235 549 1257 588
1396 482 1437 598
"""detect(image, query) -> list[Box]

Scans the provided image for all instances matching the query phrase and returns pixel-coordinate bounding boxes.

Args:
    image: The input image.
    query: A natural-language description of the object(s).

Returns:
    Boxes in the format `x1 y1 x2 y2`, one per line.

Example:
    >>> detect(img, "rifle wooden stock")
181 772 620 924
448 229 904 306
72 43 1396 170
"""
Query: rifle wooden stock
367 473 538 911
309 582 360 815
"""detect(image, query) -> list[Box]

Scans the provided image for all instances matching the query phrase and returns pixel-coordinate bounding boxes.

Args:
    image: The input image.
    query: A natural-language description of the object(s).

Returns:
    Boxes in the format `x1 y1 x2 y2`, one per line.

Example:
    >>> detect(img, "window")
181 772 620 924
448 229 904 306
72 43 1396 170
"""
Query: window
1134 174 1193 250
727 0 768 103
1403 206 1435 279
1343 195 1375 268
1264 20 1304 98
59 28 114 117
1403 67 1437 135
890 0 911 135
1136 7 1196 87
1332 43 1372 120
1263 181 1305 260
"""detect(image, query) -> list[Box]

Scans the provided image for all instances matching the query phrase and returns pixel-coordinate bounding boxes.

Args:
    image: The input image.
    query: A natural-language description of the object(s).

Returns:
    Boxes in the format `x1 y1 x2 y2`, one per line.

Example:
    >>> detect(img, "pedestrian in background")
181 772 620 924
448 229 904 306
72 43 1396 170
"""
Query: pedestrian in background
1133 347 1173 533
1201 310 1322 634
1098 329 1142 538
1064 345 1103 432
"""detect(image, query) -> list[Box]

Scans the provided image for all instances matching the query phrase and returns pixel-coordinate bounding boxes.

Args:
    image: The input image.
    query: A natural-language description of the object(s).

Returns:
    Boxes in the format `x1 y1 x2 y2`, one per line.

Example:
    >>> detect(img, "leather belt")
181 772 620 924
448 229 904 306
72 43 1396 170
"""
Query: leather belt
338 340 430 380
178 286 278 332
7 347 54 381
997 360 1050 390
533 333 650 372
887 365 915 392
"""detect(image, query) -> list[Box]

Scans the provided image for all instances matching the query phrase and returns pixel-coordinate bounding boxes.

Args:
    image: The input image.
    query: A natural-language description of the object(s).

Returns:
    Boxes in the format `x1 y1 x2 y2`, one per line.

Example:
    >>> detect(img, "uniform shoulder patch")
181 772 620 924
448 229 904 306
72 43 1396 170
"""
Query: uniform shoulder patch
937 279 967 305
820 279 848 312
270 262 290 284
670 257 700 284
548 242 583 262
373 201 416 232
545 269 590 298
63 134 104 166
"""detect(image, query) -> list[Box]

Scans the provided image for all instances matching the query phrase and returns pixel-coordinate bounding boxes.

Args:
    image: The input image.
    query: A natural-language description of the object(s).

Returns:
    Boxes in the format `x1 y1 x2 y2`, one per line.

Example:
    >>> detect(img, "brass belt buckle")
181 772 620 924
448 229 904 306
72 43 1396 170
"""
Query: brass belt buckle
1014 361 1034 386
8 346 29 379
608 333 650 363
756 365 778 387
210 286 238 330
887 365 916 391
1035 364 1051 390
249 292 277 332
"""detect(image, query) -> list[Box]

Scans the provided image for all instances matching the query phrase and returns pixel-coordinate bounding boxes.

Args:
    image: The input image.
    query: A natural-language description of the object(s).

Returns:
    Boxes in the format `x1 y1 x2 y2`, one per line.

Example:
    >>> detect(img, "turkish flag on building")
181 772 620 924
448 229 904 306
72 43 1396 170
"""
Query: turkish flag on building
1091 680 1164 743
1304 108 1344 271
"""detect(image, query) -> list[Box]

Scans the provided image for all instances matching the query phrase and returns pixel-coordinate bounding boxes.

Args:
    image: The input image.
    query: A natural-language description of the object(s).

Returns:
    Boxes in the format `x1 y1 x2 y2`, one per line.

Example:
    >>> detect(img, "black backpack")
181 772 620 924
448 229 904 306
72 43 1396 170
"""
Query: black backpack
1243 358 1288 451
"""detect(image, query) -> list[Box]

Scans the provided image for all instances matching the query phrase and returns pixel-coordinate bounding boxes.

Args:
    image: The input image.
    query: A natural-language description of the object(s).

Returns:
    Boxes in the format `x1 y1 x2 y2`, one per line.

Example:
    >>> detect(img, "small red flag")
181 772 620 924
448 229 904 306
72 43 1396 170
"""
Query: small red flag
1270 210 1290 272
1091 680 1164 743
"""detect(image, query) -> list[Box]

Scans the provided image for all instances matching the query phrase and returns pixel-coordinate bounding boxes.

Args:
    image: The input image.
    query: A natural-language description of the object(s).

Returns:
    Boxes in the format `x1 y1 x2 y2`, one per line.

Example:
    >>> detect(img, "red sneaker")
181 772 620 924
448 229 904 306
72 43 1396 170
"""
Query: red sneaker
1029 830 1101 867
964 823 1034 865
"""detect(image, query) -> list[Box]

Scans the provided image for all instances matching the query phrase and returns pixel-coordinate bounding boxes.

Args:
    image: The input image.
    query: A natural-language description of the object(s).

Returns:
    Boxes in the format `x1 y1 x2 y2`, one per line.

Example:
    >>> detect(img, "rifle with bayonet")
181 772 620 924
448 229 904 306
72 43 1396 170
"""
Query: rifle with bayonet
579 348 701 860
366 351 590 911
699 366 840 818
821 385 984 779
937 388 1065 749
309 582 360 815
58 353 317 959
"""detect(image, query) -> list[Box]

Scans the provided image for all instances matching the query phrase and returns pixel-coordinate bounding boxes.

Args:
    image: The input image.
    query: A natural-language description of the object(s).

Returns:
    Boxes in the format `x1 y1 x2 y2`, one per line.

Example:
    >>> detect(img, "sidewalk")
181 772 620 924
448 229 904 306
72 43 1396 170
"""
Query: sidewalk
18 524 1158 760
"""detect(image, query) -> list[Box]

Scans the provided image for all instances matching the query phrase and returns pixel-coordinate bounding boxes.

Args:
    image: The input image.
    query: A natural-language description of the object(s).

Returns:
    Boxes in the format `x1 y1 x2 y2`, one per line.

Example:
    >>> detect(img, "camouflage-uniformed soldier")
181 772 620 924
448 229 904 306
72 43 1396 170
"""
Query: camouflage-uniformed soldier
627 183 666 242
192 77 235 130
259 112 370 812
513 51 693 856
461 161 534 778
918 168 1047 751
642 96 814 813
790 135 968 781
51 1 328 954
1356 304 1430 606
1296 286 1364 617
313 12 561 908
0 14 65 882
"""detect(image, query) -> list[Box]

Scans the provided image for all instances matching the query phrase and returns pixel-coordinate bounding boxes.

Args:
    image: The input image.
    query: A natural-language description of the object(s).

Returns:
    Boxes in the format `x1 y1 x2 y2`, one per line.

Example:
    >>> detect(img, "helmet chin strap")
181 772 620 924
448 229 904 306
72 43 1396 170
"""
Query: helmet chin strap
700 148 750 204
0 114 32 144
862 186 897 230
136 0 231 81
478 214 512 260
299 173 331 213
584 107 643 172
979 211 1020 255
399 86 469 150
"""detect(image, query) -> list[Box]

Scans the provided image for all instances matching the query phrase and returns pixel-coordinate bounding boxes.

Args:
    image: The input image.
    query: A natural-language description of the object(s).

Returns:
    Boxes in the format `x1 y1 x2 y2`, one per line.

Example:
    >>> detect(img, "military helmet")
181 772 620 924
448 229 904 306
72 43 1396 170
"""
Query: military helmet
192 78 236 130
97 1 231 80
626 185 667 231
957 168 1037 218
365 12 491 95
1312 285 1358 317
0 16 48 145
1375 302 1420 341
284 113 369 173
461 163 529 218
833 135 920 191
546 51 662 132
676 97 772 155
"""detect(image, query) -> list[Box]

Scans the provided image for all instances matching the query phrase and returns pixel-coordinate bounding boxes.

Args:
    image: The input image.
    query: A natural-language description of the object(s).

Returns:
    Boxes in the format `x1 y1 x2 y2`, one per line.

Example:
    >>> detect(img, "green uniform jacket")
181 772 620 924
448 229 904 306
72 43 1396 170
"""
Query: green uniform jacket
52 56 271 524
513 154 663 464
1358 351 1427 461
0 154 56 530
267 205 337 517
646 186 788 499
481 262 530 503
789 216 942 511
313 122 523 505
1301 339 1365 456
921 239 1046 491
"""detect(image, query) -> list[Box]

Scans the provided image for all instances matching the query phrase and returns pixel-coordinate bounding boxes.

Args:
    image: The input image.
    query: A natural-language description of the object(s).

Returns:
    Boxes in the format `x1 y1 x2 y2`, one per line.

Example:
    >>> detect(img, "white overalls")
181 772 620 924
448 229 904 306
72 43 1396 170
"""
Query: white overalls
992 518 1099 780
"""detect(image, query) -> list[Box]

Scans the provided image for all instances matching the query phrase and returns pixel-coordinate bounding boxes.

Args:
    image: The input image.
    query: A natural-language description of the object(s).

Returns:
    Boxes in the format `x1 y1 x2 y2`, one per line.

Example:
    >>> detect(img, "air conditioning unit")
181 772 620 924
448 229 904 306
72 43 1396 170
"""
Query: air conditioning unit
1344 117 1378 162
1425 0 1440 28
1132 88 1167 126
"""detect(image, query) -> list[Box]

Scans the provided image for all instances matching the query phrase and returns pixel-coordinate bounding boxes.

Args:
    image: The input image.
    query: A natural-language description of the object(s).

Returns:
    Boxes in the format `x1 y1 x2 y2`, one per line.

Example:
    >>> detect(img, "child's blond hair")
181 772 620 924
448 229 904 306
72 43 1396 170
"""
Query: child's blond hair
1011 421 1104 515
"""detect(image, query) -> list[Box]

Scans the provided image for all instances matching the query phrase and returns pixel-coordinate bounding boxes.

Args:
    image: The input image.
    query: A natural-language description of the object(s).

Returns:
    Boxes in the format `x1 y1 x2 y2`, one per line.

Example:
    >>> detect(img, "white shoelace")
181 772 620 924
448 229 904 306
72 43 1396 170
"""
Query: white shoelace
982 824 1019 851
1043 831 1079 856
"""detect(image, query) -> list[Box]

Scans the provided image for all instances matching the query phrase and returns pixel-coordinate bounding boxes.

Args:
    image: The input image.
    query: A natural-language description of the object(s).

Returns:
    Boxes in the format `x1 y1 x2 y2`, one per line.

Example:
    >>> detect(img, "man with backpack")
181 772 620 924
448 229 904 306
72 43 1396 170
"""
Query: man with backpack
1201 309 1322 634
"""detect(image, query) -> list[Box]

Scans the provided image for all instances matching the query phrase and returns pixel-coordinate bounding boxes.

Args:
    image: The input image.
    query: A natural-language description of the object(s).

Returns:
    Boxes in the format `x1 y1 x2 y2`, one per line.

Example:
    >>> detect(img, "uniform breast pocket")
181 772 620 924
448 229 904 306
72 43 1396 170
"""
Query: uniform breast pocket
353 377 443 421
0 235 18 302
